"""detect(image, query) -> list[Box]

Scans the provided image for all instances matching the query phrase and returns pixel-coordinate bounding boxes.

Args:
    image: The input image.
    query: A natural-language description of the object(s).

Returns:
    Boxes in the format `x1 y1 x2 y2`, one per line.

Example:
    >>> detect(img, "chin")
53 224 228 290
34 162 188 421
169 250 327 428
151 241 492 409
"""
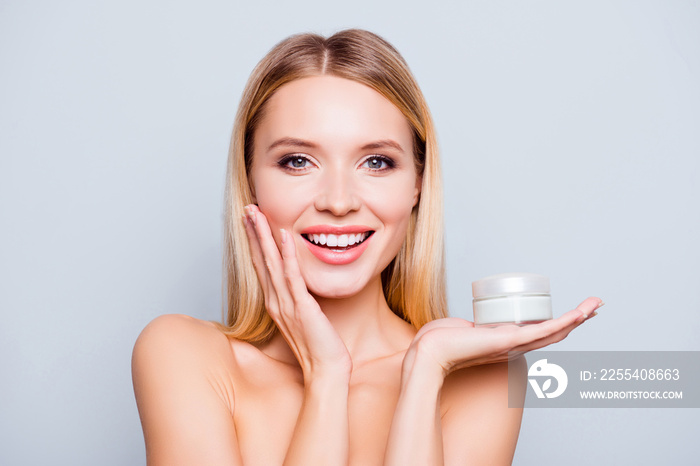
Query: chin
305 275 368 299
310 289 357 299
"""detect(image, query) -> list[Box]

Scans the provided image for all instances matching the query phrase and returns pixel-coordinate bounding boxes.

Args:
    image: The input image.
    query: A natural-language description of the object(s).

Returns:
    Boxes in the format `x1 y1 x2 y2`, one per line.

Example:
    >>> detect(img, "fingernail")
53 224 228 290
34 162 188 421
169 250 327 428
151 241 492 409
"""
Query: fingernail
577 311 589 323
590 311 598 318
597 301 605 309
243 205 256 224
280 228 287 244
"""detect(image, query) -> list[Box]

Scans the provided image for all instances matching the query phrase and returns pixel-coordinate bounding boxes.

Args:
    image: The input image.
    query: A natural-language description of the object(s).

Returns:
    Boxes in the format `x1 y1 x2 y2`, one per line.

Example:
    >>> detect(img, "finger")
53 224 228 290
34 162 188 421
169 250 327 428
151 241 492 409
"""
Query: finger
572 296 604 321
248 206 294 312
512 321 580 353
507 296 604 346
279 228 313 309
247 205 282 264
509 297 603 352
243 207 286 326
490 312 577 350
242 210 270 292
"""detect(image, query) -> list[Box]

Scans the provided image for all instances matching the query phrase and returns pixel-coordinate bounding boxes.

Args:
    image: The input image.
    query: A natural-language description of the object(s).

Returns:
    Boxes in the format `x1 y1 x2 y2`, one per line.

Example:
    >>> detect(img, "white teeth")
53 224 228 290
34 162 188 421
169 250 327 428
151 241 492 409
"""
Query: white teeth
304 232 370 247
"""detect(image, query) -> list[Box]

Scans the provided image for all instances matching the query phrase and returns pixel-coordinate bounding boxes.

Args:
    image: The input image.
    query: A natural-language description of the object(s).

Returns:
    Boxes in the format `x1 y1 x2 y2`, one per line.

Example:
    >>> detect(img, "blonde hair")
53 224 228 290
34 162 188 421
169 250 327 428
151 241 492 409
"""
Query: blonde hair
216 29 447 342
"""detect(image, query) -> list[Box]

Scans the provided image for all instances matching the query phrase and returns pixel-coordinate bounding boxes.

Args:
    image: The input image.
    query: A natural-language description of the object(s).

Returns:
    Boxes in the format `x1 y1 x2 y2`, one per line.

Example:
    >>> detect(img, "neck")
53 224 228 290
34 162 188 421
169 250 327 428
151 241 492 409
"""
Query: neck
312 277 395 361
260 277 416 366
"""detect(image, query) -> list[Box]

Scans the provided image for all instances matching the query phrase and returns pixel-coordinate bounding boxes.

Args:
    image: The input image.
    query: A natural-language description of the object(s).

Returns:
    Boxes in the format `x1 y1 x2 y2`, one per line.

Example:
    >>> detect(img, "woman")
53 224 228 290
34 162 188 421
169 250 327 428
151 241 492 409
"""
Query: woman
132 29 602 465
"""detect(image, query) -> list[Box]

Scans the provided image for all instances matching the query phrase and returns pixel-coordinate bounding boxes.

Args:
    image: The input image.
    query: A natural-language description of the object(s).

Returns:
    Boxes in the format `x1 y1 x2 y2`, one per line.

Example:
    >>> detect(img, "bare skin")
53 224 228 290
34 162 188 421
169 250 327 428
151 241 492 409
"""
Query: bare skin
132 76 602 465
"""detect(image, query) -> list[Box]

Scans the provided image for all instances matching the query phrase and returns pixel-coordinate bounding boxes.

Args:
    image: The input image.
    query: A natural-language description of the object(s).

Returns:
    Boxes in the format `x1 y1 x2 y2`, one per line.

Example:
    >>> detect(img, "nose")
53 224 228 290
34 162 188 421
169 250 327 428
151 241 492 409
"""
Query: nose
313 167 361 216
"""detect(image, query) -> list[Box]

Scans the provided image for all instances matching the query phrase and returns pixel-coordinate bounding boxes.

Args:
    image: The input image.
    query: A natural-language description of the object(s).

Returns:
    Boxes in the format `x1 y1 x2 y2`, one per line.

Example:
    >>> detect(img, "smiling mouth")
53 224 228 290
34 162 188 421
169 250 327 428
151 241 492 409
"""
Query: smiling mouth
301 231 374 251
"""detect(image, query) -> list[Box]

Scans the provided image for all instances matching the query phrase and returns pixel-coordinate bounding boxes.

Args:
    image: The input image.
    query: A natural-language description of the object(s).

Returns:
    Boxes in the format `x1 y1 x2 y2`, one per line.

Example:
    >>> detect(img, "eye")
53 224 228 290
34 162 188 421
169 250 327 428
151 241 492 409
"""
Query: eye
278 154 313 171
362 155 395 171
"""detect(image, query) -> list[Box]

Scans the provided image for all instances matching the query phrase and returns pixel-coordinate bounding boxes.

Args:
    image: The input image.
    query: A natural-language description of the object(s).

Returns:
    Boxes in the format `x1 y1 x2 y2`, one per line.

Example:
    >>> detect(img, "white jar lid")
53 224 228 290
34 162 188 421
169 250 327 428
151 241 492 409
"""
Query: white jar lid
472 272 550 298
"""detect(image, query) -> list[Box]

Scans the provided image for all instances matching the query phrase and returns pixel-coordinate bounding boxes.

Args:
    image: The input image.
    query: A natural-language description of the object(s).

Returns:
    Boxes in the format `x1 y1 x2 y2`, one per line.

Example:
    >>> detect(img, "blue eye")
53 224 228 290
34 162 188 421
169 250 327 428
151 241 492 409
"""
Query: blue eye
278 155 312 171
362 156 394 171
289 157 308 168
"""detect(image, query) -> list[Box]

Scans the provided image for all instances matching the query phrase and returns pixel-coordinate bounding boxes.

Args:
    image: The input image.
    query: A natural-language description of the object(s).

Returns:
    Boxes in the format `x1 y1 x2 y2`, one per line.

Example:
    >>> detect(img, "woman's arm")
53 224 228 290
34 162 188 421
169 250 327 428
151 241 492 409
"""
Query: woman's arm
384 298 602 465
385 357 526 466
440 359 527 465
284 373 350 465
384 348 445 465
132 314 243 466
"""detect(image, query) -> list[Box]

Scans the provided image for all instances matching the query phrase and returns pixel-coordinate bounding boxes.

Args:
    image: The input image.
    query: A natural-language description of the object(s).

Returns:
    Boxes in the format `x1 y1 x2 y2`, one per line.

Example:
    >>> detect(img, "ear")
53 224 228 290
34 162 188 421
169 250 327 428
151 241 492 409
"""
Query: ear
412 175 422 207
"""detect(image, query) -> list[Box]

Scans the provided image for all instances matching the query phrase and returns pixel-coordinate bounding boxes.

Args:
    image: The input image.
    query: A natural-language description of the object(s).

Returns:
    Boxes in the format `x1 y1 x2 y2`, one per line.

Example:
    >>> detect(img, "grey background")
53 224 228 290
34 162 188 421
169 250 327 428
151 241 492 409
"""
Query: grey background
1 1 698 465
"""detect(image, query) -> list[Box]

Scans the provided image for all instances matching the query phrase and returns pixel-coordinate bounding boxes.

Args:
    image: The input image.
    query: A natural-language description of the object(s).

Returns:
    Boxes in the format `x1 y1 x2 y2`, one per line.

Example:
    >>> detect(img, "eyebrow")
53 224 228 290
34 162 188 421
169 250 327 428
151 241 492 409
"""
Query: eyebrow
267 137 405 154
360 139 405 153
267 137 318 152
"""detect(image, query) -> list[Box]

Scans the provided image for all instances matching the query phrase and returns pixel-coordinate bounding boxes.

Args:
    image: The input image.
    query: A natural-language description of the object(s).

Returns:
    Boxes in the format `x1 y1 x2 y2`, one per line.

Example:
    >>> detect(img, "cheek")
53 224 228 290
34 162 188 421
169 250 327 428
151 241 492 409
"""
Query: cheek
363 177 418 228
253 176 309 231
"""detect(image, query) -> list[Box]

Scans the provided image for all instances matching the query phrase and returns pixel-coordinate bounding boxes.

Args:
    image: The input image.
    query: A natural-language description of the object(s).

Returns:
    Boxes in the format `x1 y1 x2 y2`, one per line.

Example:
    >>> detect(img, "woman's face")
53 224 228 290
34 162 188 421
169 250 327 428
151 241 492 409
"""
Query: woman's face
249 75 420 298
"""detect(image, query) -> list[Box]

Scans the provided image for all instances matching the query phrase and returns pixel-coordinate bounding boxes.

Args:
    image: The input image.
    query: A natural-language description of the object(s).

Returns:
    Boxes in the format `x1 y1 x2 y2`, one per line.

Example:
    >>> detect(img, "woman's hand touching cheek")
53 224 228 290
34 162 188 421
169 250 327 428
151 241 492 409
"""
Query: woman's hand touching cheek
243 204 352 381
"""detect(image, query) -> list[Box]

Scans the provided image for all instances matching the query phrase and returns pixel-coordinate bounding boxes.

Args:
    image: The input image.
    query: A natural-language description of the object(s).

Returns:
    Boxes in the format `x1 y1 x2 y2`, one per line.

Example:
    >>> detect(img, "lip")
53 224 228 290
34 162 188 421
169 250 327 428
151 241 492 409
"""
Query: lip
300 224 373 235
299 226 374 265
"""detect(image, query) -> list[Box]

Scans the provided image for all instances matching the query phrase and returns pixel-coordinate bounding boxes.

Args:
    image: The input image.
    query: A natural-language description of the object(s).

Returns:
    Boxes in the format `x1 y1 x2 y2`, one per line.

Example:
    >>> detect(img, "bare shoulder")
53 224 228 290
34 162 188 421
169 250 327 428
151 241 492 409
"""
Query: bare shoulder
132 314 240 413
131 314 243 465
440 359 527 465
137 314 226 344
134 313 230 355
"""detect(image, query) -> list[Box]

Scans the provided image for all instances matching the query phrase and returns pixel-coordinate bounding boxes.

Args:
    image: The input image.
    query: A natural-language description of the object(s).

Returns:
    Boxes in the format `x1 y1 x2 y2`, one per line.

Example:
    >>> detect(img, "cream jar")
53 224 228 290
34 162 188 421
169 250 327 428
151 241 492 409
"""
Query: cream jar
472 273 552 326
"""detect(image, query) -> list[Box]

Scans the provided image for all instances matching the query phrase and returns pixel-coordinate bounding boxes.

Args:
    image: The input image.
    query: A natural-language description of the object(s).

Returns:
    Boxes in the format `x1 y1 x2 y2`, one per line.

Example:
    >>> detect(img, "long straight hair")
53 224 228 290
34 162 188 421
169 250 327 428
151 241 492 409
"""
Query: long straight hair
216 29 447 342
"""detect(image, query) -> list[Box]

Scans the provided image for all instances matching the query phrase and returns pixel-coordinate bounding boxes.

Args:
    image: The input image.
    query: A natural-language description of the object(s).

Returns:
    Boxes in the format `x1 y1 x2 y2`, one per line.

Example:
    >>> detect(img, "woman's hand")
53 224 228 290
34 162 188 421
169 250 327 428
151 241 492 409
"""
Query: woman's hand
243 204 352 380
402 297 604 382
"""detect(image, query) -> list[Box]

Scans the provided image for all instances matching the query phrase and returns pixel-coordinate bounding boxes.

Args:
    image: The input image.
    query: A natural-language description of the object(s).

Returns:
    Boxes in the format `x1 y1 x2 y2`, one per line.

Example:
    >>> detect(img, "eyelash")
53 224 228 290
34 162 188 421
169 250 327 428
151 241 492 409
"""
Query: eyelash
277 154 396 172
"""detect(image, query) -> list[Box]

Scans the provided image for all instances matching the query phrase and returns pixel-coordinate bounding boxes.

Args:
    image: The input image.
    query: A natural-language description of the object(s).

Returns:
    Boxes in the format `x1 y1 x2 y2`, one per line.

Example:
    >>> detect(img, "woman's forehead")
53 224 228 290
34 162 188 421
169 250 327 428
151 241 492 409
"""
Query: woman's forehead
254 76 413 155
